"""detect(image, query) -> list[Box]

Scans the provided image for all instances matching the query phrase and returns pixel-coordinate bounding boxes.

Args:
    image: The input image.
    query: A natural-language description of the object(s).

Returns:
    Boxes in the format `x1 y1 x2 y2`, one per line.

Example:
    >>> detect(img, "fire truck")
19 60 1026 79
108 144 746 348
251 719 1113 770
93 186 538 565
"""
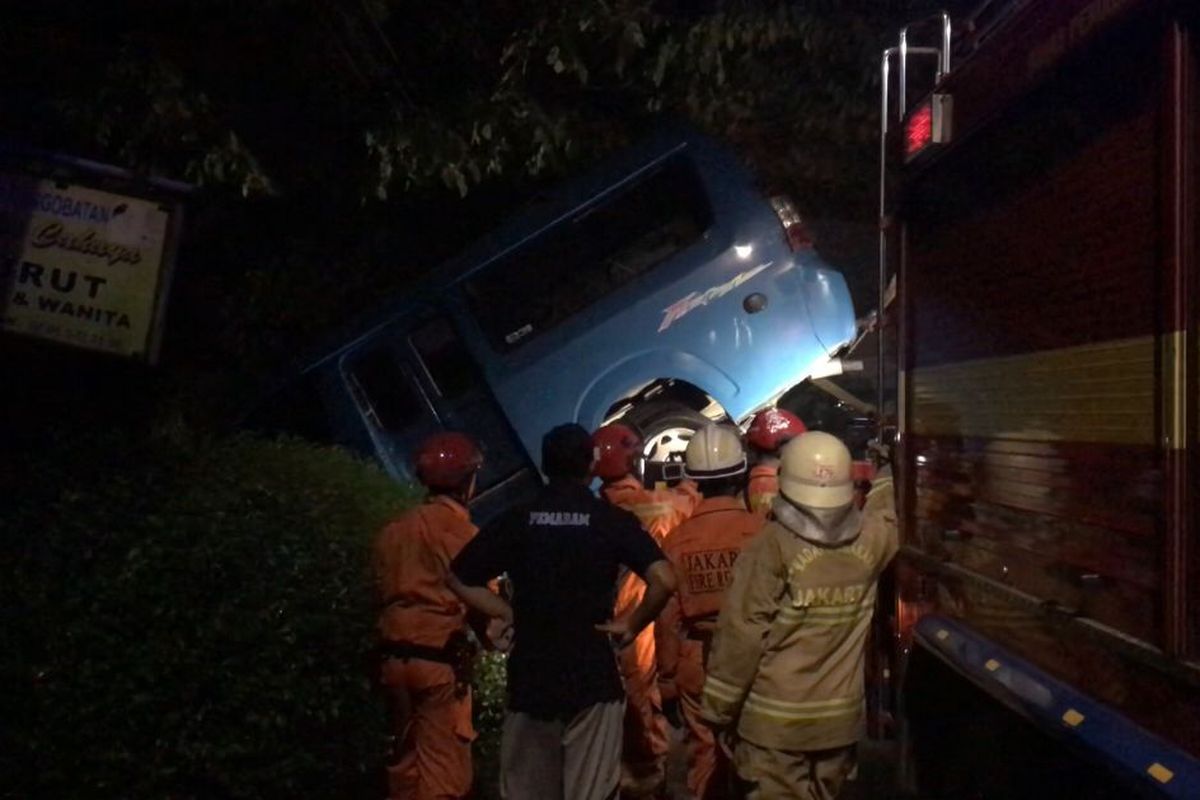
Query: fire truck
874 1 1200 796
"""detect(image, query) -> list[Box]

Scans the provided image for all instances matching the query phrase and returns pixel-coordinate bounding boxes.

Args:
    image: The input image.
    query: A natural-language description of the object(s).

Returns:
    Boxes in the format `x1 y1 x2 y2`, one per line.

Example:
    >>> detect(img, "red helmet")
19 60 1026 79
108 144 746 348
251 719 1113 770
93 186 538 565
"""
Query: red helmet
746 408 807 454
414 432 483 490
592 423 642 481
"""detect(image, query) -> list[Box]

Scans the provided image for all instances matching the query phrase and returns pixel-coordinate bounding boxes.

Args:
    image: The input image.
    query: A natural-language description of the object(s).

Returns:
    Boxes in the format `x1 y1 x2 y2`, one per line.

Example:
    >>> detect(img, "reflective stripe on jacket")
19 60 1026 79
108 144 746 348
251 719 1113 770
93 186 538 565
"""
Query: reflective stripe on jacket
701 471 897 751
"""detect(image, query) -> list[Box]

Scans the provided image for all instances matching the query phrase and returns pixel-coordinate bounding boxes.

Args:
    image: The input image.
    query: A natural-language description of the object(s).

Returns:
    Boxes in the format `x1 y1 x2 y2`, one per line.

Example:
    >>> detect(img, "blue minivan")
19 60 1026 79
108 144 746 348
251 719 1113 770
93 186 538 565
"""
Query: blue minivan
247 127 857 519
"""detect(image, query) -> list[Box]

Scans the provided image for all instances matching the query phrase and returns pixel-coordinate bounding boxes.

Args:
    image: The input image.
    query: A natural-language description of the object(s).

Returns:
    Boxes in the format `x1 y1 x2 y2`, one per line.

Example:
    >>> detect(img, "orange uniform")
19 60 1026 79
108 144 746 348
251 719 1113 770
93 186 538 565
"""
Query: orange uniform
374 496 478 800
601 475 701 796
658 496 764 799
745 461 779 516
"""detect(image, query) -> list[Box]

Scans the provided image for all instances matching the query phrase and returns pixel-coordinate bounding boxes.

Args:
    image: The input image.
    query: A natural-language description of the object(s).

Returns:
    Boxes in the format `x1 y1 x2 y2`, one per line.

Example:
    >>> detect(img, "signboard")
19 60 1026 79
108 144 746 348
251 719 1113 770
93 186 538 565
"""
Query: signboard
0 171 179 361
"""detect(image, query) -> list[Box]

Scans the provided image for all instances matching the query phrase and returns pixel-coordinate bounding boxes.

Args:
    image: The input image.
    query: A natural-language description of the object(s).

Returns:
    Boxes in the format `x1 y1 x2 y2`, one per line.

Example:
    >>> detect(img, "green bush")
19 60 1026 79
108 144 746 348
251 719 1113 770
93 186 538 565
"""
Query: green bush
1 432 421 799
471 652 509 799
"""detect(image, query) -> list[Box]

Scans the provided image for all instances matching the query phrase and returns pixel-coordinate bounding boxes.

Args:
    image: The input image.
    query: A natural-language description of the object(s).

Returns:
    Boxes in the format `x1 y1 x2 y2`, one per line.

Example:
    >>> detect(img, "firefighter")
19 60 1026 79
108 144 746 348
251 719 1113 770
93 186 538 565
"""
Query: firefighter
744 407 807 516
592 422 701 797
657 424 764 800
700 431 898 800
373 431 487 800
593 422 702 539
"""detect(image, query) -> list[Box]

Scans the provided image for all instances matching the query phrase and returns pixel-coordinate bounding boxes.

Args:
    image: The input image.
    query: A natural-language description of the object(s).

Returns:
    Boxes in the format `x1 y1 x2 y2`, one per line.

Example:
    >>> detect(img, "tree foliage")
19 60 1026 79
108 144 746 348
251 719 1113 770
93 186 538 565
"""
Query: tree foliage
367 0 929 212
5 0 943 214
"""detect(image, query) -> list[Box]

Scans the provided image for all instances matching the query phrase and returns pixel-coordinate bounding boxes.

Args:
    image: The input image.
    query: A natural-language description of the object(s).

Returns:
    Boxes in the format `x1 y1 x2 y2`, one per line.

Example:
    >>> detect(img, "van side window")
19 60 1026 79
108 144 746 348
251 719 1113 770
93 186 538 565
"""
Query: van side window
348 347 423 433
464 156 712 351
410 317 477 399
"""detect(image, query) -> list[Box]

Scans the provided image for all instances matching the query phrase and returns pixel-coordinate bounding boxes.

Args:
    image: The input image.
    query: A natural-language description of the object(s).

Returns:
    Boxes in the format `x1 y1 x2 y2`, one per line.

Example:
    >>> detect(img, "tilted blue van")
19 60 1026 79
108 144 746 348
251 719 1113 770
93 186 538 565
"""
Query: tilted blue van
246 127 857 519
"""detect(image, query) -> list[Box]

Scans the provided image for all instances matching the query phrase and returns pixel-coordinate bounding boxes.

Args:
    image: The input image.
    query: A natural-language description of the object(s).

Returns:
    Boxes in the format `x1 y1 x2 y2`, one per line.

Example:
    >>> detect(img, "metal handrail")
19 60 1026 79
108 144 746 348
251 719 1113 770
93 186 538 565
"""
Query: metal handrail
877 12 952 425
899 10 953 115
878 47 895 422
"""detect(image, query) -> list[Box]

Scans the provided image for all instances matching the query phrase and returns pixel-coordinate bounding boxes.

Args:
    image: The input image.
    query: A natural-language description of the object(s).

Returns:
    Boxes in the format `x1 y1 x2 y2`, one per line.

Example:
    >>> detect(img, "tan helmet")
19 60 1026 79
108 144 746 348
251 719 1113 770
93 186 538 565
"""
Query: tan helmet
684 424 747 480
779 431 854 509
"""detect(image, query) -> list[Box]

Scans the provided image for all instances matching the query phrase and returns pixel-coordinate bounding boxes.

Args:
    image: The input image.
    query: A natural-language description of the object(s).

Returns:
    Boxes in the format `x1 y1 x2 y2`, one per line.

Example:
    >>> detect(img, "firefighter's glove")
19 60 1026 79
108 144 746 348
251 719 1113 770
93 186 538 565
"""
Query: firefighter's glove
662 697 683 729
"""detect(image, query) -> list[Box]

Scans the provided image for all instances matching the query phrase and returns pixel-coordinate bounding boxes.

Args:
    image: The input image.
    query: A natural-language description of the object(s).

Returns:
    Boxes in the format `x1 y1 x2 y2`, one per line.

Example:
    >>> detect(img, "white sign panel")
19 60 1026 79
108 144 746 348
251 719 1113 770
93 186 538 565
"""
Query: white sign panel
0 173 175 360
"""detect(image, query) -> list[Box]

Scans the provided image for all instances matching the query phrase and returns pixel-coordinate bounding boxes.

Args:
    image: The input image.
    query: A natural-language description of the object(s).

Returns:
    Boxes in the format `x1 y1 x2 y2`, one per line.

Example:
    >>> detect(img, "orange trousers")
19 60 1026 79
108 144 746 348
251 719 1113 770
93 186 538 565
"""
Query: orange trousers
677 639 731 800
380 657 474 800
616 575 669 796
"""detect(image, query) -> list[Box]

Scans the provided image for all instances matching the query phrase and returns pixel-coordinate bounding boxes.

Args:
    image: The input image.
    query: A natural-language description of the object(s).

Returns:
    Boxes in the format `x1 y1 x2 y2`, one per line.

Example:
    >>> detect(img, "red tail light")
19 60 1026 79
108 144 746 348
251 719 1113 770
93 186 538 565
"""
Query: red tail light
769 195 815 251
905 102 934 160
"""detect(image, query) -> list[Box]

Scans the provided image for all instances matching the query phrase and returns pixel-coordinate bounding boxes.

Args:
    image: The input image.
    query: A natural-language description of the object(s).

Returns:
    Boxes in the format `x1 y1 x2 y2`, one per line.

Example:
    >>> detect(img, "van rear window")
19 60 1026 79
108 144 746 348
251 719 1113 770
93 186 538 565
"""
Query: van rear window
464 156 712 351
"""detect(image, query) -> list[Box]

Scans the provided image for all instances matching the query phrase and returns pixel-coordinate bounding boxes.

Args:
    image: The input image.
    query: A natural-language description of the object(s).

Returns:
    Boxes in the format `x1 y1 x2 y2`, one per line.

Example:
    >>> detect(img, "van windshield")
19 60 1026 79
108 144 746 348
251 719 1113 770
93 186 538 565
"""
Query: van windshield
464 156 712 352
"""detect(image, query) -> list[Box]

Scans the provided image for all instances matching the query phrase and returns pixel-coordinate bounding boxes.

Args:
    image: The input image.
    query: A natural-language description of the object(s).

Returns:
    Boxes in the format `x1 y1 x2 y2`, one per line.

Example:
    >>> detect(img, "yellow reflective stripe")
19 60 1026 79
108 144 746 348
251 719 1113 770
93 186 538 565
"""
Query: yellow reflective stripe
743 694 863 721
777 611 862 623
746 693 862 712
805 604 869 614
743 703 861 722
703 674 744 702
702 685 741 704
792 604 868 618
788 614 869 627
744 704 861 722
777 603 870 623
750 493 774 512
803 611 870 621
910 336 1156 445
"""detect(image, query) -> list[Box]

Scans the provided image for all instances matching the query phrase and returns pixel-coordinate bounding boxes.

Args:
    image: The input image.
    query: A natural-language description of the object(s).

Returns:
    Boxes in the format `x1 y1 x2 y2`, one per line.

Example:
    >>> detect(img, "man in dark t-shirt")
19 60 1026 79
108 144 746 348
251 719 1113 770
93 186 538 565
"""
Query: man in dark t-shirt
449 423 678 800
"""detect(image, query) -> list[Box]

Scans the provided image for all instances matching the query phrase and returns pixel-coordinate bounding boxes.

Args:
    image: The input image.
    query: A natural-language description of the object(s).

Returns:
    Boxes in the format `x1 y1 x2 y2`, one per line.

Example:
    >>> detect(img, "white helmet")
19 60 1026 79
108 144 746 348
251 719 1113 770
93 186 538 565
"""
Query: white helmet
684 424 747 480
779 431 853 509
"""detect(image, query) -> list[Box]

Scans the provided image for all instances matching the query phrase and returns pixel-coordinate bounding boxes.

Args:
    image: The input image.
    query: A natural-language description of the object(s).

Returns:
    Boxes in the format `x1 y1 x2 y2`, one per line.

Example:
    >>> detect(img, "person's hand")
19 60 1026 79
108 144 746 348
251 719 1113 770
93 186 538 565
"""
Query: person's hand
595 618 636 649
487 617 514 653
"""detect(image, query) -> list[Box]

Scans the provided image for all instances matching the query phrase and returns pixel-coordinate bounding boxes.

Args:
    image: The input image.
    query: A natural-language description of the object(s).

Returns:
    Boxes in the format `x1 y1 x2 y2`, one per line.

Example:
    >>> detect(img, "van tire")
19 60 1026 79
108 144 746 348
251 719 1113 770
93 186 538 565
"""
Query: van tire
623 401 710 465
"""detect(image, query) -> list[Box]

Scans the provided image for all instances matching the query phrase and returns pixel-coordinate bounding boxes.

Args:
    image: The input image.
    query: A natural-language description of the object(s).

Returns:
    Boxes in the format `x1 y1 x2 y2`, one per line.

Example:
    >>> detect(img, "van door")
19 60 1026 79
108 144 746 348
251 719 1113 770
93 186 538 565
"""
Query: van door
407 315 542 519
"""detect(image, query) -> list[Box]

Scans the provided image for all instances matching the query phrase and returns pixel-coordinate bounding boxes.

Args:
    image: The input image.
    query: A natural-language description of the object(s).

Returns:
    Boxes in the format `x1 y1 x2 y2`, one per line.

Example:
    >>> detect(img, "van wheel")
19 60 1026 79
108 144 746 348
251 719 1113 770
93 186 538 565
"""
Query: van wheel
623 401 711 465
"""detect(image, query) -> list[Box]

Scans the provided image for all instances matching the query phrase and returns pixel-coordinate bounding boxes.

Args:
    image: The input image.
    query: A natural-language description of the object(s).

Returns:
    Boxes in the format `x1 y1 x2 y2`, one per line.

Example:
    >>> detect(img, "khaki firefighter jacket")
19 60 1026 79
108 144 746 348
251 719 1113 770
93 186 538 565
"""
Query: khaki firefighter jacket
700 471 898 751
